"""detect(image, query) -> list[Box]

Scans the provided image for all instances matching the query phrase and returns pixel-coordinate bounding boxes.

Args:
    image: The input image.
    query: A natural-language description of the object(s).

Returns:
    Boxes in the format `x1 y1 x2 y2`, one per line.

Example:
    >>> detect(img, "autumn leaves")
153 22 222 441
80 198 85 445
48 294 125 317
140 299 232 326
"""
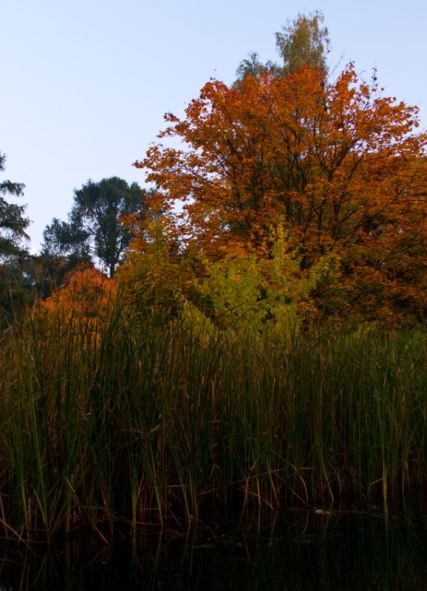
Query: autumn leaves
129 65 426 323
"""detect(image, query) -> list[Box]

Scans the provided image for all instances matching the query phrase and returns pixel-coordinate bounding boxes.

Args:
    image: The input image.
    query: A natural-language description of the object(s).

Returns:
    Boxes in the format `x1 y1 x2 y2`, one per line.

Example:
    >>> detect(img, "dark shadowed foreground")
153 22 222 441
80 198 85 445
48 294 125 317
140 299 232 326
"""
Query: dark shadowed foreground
0 306 426 540
1 513 427 590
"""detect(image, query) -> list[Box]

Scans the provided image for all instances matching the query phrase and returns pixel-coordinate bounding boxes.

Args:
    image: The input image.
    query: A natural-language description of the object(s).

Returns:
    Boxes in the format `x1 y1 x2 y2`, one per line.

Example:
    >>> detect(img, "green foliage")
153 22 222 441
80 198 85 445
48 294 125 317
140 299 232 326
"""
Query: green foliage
276 11 330 75
43 177 147 277
43 218 91 262
119 217 189 320
0 151 30 326
236 51 280 80
0 258 33 328
193 226 331 337
236 11 330 80
0 151 28 259
121 222 337 335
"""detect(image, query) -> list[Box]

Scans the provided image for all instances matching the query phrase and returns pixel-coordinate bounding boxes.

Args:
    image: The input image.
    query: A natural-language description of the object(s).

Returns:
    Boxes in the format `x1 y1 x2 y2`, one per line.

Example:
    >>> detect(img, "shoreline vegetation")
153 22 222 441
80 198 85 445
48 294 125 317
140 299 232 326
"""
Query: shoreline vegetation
1 13 426 545
0 297 425 543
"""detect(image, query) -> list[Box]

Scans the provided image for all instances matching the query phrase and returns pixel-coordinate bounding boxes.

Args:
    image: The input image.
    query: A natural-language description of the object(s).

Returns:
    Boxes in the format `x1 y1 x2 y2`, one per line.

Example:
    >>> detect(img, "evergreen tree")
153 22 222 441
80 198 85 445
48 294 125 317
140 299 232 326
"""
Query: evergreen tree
0 151 28 259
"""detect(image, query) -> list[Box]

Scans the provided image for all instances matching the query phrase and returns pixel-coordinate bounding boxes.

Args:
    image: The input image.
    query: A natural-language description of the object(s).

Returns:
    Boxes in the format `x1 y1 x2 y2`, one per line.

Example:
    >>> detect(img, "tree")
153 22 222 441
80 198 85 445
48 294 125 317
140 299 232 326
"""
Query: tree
237 11 330 80
276 11 330 75
0 258 33 327
0 151 30 326
39 266 116 327
135 65 427 321
0 151 28 259
43 177 147 277
236 51 278 80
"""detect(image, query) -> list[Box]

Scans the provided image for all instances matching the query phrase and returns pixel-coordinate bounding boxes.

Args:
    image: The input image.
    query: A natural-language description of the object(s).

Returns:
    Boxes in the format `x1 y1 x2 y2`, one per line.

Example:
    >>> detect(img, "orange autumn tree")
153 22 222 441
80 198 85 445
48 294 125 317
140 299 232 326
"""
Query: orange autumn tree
40 266 116 330
135 65 427 321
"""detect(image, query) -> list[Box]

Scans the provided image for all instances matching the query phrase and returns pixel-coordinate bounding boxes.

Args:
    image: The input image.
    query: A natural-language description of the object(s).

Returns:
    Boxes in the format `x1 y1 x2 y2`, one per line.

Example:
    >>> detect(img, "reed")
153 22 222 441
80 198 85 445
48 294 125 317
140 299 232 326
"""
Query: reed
0 304 425 540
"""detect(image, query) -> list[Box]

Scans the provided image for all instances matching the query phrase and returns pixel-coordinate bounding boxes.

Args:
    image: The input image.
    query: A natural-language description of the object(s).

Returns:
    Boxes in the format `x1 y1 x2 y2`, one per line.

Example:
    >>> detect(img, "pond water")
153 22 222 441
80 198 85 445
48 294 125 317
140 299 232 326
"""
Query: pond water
1 512 426 590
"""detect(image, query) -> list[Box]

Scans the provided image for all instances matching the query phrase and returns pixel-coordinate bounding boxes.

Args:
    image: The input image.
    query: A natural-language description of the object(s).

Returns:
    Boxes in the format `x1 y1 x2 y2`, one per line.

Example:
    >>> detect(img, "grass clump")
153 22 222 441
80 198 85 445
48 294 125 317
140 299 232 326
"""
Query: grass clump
0 304 425 541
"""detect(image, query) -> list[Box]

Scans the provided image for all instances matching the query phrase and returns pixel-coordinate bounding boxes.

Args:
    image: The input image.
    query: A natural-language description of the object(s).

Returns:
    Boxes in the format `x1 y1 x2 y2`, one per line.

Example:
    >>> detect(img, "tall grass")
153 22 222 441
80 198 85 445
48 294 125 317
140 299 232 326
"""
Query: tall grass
0 304 426 540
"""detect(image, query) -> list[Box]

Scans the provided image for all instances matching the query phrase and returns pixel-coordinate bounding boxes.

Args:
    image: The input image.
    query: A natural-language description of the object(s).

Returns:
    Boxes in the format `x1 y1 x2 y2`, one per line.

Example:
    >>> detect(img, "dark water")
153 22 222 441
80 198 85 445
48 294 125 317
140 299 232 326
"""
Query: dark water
1 513 427 590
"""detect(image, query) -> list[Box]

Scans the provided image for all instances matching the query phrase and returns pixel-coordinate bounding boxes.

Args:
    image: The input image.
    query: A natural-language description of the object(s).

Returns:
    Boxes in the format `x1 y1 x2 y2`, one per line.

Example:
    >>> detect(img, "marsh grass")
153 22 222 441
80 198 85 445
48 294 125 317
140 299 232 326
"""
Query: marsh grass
0 305 426 541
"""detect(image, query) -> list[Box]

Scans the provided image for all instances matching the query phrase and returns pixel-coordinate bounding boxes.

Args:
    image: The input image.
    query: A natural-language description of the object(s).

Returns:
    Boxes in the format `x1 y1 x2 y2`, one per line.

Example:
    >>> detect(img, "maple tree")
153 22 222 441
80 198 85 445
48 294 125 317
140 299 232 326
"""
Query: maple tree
134 64 427 321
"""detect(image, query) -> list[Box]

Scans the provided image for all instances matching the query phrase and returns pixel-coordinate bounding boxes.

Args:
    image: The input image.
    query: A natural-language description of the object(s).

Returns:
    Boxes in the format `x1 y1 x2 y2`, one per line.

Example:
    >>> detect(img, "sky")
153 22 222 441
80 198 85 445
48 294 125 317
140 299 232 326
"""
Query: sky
2 0 427 252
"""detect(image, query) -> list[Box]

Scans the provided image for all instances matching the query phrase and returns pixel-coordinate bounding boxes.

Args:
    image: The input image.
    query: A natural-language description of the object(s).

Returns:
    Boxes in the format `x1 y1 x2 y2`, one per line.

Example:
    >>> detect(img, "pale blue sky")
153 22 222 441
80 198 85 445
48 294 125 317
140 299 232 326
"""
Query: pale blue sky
2 0 426 251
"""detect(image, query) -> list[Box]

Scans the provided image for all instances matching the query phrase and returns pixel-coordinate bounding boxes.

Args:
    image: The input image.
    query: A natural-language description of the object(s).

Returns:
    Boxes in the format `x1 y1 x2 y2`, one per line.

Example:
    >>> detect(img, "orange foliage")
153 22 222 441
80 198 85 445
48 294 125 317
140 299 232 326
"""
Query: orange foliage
135 65 427 320
40 266 116 325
